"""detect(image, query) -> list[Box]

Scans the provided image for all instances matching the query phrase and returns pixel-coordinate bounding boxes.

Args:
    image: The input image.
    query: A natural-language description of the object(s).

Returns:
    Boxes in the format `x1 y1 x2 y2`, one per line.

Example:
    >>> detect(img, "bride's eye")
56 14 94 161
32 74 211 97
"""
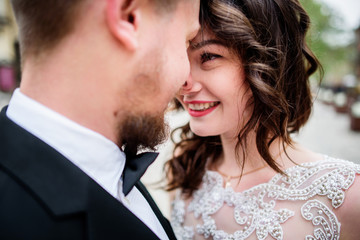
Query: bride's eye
200 52 221 64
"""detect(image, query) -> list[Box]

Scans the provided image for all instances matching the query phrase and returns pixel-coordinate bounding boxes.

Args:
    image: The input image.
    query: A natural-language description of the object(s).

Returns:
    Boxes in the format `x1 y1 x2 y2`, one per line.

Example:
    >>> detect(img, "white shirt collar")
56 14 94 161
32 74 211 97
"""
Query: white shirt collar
6 89 126 199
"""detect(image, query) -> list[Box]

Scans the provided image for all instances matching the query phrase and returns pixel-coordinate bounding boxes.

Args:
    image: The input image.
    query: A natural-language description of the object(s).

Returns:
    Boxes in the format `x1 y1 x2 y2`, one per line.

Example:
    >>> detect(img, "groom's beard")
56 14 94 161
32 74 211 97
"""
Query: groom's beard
119 112 169 157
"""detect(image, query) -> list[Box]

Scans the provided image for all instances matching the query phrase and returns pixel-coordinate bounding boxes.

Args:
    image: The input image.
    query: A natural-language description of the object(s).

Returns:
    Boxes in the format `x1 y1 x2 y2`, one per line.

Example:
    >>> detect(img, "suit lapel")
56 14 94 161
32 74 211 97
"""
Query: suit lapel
85 180 159 239
0 107 88 216
136 182 177 240
0 107 161 239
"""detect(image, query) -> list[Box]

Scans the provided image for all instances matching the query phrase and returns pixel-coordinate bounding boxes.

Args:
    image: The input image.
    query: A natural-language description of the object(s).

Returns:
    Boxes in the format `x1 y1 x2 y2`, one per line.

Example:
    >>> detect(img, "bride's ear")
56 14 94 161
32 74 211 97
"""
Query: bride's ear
105 0 141 51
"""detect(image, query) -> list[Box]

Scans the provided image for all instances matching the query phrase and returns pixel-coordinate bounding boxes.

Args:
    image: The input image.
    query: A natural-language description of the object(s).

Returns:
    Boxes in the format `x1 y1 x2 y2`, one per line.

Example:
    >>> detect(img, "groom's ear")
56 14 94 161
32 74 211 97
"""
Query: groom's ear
105 0 141 51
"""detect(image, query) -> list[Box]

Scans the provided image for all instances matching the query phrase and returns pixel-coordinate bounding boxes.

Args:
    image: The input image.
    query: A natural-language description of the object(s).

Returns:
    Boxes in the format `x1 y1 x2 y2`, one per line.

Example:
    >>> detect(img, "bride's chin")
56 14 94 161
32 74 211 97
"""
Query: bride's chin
190 128 214 138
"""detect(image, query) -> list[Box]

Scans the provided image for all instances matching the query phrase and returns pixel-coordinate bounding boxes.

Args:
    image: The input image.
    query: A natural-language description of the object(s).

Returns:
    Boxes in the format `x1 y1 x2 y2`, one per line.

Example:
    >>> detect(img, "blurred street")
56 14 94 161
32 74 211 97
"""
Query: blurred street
293 101 360 164
0 91 11 109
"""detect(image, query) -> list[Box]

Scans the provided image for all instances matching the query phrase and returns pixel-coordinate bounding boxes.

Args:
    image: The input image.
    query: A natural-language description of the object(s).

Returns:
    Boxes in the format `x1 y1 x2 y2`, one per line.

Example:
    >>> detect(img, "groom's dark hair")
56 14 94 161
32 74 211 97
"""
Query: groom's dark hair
10 0 84 59
10 0 182 60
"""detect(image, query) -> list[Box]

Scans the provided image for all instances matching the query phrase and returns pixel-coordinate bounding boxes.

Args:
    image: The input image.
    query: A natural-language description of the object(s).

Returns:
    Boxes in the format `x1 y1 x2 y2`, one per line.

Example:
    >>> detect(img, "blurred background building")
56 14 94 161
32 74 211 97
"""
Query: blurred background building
0 0 360 217
0 0 18 94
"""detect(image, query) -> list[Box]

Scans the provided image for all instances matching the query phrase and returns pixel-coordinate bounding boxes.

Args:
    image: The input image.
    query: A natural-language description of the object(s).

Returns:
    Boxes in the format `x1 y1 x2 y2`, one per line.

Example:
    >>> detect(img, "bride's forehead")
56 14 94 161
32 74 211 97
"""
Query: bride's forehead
193 28 214 42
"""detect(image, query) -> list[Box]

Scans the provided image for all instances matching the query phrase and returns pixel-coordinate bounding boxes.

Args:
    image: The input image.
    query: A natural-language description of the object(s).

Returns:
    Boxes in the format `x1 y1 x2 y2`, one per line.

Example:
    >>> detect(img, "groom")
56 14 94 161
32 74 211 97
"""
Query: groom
0 0 200 239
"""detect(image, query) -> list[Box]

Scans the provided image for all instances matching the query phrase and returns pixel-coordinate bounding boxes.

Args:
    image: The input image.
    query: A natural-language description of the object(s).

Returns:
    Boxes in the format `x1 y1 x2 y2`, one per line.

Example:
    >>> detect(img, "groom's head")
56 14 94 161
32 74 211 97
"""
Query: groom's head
11 0 195 59
11 0 200 153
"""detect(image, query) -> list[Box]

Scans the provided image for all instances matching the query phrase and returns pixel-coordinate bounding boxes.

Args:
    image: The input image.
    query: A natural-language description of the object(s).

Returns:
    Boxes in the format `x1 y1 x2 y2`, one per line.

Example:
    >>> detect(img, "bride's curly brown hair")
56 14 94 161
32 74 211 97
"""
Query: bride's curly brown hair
166 0 322 197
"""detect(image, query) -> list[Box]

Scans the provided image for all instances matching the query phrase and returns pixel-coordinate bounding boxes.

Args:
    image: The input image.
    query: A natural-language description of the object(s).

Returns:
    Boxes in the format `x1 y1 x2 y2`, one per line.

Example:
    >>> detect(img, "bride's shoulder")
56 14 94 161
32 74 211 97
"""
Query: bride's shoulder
284 153 360 238
331 158 360 239
300 155 360 174
281 144 359 173
302 155 360 169
286 155 360 186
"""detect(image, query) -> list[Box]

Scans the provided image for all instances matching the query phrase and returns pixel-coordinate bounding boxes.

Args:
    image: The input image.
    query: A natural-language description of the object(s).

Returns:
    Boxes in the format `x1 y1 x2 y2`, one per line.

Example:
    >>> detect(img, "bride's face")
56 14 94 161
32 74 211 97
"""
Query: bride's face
177 30 253 139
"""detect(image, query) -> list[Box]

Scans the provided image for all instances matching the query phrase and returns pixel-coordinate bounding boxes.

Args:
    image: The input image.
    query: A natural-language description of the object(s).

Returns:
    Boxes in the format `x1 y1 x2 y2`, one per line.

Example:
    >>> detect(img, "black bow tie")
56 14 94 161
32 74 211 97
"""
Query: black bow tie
122 152 159 196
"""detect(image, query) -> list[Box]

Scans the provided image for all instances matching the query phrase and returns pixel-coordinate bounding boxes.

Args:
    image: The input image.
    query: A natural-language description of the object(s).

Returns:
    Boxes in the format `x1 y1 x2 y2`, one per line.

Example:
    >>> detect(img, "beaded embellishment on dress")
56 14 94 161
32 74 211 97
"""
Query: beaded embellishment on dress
171 157 360 240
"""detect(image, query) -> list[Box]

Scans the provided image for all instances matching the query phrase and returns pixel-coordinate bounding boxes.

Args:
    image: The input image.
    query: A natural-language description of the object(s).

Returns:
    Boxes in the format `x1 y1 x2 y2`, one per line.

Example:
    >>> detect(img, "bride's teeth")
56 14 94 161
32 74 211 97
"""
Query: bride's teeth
189 102 218 111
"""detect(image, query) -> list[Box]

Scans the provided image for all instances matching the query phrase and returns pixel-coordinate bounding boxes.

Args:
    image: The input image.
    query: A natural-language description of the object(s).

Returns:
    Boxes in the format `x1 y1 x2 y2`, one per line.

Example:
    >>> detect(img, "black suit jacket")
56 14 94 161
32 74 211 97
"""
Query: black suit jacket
0 107 176 240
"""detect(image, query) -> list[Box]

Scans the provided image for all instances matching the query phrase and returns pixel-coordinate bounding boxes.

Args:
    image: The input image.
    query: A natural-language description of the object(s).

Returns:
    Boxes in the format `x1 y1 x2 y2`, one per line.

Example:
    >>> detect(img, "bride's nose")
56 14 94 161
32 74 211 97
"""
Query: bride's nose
182 73 193 92
179 73 198 95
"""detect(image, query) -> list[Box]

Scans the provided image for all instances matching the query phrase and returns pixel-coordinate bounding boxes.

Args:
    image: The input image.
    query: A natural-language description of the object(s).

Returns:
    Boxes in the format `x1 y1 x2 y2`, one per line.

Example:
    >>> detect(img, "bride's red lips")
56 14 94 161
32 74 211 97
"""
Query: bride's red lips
184 101 220 117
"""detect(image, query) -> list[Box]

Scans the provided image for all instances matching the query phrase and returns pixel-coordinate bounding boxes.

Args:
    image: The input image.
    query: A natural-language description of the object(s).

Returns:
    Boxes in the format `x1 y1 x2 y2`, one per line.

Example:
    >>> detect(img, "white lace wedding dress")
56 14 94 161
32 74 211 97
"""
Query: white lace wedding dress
171 156 360 240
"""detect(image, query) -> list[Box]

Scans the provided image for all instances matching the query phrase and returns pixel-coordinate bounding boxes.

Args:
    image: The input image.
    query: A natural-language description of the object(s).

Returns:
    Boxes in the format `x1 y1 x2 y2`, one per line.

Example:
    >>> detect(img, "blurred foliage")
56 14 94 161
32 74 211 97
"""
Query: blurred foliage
300 0 356 84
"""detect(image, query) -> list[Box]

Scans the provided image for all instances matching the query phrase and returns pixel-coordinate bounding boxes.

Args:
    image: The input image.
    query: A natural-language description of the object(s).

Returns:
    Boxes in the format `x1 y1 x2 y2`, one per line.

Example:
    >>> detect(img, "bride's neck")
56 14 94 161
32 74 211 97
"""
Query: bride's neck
213 132 285 176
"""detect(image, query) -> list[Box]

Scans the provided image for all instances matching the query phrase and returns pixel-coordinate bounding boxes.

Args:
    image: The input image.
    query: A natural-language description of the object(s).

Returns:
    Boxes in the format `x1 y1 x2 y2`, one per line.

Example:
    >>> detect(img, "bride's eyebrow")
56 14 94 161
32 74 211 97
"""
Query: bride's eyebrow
190 39 226 50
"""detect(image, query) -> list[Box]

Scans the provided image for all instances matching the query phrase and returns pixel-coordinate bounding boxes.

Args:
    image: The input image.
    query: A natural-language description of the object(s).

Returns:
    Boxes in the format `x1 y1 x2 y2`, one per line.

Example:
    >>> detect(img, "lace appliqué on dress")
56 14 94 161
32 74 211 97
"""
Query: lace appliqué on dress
171 157 360 240
301 200 340 240
172 197 195 240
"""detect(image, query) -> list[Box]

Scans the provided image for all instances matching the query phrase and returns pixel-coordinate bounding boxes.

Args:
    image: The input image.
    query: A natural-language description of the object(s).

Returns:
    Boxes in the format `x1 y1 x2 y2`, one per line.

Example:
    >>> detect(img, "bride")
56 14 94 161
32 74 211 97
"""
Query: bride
166 0 360 239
